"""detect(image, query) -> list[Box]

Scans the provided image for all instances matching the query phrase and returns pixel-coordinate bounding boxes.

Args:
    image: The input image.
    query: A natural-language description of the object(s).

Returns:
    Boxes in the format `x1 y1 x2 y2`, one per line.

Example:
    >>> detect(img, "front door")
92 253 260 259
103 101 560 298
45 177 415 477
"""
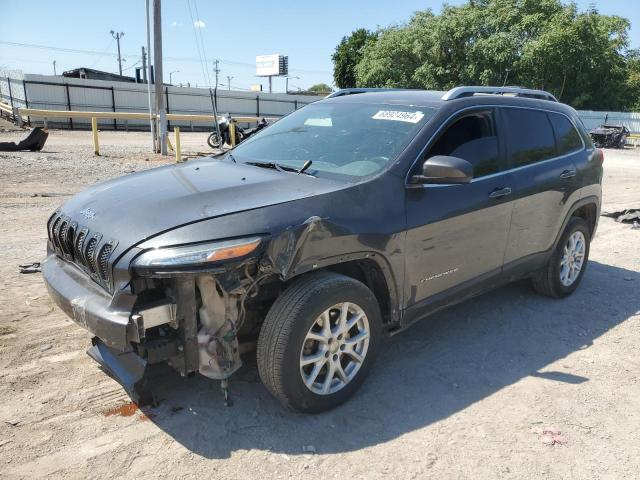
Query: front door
404 108 514 310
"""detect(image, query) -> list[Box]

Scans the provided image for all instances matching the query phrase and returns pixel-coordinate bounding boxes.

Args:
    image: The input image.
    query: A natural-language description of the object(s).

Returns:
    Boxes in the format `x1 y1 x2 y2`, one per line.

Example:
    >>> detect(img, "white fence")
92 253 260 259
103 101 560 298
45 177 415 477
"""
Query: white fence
2 71 639 134
0 72 321 130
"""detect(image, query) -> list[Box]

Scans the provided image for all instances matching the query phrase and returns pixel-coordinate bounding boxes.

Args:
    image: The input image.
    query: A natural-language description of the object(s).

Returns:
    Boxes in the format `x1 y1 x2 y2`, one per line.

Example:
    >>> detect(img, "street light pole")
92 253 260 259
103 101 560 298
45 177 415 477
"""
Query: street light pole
226 76 233 91
170 70 179 84
110 30 125 76
285 76 299 94
52 60 57 76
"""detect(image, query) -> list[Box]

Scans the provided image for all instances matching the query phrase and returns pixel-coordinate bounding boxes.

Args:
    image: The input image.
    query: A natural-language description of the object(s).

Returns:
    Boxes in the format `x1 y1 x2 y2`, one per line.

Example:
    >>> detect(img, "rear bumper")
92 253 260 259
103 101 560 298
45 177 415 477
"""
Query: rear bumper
43 254 137 351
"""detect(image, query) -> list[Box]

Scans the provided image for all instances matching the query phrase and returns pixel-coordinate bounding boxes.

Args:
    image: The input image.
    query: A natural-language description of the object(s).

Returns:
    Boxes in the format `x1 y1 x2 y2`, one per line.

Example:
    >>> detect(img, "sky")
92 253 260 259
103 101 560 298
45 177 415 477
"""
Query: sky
1 0 639 92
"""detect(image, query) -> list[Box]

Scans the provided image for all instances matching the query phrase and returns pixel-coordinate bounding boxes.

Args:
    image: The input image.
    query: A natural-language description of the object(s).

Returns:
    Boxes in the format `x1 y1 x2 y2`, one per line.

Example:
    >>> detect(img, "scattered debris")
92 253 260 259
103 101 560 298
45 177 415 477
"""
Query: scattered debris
633 221 640 230
170 406 184 414
602 209 640 223
40 344 53 352
4 418 21 427
302 445 317 454
30 192 71 198
18 262 41 274
531 426 568 446
0 127 49 152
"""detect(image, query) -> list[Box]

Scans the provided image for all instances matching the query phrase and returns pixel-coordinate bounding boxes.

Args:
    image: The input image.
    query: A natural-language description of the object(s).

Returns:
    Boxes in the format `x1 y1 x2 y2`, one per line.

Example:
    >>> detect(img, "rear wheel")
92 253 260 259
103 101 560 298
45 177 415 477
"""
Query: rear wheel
532 217 590 298
257 272 382 412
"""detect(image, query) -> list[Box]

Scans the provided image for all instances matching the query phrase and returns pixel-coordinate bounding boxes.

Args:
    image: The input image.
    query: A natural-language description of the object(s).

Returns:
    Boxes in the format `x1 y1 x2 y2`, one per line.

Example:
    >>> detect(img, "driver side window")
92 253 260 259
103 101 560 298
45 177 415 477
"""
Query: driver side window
426 110 500 178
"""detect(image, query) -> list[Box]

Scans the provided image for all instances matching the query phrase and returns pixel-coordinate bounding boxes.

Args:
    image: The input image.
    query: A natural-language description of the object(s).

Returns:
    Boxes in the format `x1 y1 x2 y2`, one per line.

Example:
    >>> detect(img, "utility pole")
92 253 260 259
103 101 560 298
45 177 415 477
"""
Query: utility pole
141 46 148 83
110 30 125 76
145 0 156 152
153 0 167 155
52 60 57 76
226 76 233 91
214 59 220 89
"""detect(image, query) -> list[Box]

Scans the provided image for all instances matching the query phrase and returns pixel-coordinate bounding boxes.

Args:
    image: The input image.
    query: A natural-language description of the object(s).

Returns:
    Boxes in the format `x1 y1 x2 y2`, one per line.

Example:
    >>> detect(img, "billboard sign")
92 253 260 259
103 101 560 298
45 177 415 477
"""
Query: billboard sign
256 54 288 77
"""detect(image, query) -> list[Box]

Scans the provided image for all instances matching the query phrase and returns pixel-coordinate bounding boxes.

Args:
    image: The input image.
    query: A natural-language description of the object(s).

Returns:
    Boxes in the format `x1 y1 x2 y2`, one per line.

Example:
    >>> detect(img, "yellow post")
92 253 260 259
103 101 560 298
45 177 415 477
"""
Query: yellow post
91 117 100 156
229 121 236 147
174 127 182 162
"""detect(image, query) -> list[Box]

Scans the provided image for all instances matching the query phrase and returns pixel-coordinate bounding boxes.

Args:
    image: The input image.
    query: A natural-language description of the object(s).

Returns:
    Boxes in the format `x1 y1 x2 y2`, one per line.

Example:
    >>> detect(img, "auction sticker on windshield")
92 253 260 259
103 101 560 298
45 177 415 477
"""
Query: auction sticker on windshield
372 110 425 123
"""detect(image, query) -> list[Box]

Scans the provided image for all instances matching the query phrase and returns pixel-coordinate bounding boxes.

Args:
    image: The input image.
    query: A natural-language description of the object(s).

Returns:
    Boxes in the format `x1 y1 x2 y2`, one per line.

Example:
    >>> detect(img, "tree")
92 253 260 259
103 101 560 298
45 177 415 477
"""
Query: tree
338 0 636 110
307 83 333 94
332 28 377 88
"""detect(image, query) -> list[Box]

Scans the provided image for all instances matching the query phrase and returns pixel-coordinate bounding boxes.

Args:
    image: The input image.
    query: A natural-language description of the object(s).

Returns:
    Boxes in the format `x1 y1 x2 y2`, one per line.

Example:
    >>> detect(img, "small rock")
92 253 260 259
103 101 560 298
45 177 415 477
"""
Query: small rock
4 419 21 426
302 445 316 454
40 344 52 352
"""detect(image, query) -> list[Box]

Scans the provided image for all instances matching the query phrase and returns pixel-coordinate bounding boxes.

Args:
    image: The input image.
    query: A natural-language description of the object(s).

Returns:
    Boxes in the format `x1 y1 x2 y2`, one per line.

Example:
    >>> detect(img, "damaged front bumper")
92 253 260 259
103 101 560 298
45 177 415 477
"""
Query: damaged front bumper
43 254 138 351
43 252 247 405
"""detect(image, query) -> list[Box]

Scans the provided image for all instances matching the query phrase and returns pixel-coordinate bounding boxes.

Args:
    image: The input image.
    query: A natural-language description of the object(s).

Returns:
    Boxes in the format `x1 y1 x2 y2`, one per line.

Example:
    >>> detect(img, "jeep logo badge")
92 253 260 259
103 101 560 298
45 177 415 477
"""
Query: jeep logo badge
79 208 96 220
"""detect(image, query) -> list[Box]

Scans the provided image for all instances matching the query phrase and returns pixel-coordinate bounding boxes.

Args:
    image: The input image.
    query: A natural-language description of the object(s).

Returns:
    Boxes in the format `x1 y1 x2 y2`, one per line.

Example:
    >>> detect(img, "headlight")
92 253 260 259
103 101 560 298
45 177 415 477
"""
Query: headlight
132 237 262 273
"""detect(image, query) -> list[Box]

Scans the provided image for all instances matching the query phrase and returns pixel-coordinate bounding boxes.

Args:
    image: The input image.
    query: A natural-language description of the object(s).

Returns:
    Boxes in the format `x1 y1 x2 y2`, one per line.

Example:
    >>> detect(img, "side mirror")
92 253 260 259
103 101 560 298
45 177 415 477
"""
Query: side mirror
410 155 473 185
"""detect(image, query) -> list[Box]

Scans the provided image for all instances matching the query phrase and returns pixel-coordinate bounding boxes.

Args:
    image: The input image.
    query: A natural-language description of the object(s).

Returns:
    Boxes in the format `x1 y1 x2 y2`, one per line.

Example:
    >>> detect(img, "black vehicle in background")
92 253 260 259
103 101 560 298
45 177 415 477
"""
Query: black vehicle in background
589 124 629 148
43 86 603 412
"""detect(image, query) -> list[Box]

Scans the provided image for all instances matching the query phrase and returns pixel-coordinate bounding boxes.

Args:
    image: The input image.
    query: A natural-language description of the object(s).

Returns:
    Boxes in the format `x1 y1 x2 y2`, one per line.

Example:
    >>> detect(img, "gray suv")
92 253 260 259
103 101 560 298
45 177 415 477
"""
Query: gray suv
43 86 603 412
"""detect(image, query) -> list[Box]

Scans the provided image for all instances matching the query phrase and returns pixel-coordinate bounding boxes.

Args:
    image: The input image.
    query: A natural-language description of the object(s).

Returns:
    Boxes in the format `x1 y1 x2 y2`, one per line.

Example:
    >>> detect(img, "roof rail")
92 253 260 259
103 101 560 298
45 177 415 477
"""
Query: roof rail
442 86 558 102
326 87 408 98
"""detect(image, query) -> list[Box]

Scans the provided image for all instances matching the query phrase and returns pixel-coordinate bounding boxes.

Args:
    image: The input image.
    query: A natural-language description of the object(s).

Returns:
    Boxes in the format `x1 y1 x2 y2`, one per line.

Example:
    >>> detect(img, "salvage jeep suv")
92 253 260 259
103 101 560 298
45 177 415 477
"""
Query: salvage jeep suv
44 86 603 412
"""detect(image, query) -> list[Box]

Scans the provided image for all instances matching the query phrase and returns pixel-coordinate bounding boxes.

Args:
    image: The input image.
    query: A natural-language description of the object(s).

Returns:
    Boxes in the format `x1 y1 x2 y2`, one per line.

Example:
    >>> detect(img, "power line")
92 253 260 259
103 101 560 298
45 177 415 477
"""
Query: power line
0 40 333 75
186 0 209 86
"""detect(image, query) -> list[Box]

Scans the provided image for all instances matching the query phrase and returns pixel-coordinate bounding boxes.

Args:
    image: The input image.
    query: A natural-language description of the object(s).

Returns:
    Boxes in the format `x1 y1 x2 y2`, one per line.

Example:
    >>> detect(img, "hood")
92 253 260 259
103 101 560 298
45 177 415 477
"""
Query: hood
58 158 344 249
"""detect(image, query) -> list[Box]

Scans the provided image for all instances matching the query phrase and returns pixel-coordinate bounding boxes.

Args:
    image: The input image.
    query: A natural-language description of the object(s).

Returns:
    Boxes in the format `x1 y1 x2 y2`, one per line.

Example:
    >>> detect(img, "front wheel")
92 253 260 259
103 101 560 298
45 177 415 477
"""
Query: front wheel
257 272 382 412
207 132 221 149
532 217 591 298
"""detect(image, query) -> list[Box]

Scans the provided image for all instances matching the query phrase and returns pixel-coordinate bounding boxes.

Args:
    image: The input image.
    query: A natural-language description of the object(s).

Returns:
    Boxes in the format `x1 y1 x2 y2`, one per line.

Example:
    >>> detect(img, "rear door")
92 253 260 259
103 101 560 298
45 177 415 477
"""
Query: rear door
499 107 583 265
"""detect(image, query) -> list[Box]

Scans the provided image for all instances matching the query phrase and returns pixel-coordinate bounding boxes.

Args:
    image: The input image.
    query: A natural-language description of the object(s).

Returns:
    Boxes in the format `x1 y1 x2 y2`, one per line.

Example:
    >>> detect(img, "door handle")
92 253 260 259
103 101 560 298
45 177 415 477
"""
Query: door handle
488 187 512 199
560 169 576 179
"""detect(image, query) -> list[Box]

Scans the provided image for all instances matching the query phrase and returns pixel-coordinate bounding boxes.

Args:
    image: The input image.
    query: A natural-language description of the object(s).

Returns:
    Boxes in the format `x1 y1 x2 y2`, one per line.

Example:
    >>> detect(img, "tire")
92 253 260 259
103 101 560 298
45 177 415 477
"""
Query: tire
207 132 221 149
532 217 591 298
257 272 382 413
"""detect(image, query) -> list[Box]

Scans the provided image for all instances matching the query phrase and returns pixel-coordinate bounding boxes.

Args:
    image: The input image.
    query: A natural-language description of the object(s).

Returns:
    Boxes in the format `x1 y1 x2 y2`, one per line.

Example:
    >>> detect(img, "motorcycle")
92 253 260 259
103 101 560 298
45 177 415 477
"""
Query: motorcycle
207 115 269 149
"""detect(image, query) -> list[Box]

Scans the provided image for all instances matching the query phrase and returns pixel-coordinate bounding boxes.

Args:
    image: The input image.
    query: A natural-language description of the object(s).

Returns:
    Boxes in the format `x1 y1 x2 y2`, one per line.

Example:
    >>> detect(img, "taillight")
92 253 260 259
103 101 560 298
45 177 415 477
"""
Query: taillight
593 148 604 164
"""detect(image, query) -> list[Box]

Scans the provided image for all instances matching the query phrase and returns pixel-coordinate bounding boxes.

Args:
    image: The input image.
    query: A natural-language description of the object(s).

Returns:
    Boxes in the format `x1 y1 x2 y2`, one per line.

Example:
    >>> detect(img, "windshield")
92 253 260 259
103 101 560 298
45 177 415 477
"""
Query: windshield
229 102 436 179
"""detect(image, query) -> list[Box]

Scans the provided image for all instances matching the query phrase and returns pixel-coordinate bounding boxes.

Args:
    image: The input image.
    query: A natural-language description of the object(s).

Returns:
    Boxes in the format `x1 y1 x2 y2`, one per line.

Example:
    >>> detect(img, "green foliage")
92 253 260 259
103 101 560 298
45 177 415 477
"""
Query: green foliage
307 83 333 94
336 0 639 110
332 28 378 88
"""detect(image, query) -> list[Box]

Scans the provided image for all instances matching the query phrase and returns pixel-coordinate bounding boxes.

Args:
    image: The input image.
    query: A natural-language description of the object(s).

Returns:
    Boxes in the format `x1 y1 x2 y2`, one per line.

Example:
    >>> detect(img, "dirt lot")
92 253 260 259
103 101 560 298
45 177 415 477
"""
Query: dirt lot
1 129 639 479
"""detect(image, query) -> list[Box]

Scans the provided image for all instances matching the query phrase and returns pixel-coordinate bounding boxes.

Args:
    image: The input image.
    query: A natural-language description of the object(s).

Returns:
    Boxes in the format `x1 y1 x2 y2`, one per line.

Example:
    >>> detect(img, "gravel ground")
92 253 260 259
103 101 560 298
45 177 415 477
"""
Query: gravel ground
0 129 639 479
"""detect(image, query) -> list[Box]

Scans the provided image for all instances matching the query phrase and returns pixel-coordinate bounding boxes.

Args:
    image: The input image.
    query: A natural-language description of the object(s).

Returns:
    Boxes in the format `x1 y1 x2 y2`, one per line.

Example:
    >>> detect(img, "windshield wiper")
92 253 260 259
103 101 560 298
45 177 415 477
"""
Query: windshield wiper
298 160 313 175
245 161 286 172
246 161 314 176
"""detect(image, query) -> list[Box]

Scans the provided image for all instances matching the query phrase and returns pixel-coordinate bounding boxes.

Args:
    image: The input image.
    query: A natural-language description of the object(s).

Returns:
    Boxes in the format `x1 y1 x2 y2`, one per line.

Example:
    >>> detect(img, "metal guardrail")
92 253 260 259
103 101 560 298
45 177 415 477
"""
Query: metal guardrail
14 106 277 125
0 102 270 157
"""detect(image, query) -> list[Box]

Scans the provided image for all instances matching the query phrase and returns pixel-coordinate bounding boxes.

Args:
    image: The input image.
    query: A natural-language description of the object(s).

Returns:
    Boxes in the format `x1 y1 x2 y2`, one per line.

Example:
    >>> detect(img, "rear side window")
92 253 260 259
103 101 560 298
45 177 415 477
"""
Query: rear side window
502 108 556 168
549 113 583 154
426 110 500 177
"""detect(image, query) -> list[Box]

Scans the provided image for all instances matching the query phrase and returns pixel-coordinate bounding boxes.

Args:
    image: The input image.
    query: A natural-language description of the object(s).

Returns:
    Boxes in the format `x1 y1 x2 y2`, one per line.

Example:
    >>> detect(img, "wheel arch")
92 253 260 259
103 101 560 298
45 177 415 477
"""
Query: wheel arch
287 252 400 328
554 196 600 250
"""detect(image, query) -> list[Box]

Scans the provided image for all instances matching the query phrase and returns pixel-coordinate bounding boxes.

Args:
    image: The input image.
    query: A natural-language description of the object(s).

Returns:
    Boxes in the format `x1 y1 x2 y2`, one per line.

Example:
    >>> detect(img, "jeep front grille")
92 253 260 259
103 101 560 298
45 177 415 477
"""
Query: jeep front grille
98 244 113 281
47 211 117 291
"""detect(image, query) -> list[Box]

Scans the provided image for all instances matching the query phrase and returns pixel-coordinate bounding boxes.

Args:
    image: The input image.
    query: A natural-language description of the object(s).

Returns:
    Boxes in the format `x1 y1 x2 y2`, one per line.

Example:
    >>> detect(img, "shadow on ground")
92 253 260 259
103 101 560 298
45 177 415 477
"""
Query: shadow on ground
142 260 639 458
